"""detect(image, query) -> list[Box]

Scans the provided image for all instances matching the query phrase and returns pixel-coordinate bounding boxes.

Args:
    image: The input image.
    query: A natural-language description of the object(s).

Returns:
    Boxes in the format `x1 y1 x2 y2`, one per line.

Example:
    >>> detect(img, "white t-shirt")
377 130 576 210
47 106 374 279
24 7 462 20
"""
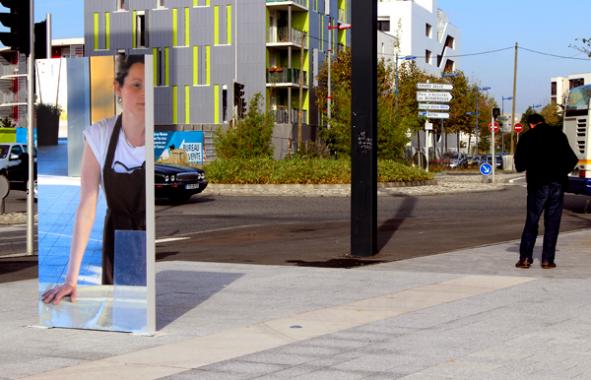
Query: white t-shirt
83 115 146 185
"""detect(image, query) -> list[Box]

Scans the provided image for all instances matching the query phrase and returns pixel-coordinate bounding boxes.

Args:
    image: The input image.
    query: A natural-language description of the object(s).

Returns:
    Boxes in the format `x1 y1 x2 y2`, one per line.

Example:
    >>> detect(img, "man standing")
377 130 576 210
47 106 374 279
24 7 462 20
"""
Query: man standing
514 113 578 269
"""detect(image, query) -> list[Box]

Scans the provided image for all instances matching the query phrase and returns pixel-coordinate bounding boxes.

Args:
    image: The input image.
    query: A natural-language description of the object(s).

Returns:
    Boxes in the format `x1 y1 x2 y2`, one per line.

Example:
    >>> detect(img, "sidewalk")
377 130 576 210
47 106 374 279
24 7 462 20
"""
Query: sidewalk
1 228 590 379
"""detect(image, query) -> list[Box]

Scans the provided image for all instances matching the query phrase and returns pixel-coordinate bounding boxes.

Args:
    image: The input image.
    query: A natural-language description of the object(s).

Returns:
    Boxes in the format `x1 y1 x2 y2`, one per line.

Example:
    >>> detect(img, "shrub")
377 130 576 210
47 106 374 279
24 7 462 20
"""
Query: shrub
205 158 432 184
214 93 274 159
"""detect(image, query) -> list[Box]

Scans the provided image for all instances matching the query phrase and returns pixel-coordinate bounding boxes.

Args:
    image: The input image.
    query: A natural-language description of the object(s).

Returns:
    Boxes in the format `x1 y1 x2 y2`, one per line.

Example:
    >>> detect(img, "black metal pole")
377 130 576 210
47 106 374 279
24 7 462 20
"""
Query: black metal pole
351 0 377 257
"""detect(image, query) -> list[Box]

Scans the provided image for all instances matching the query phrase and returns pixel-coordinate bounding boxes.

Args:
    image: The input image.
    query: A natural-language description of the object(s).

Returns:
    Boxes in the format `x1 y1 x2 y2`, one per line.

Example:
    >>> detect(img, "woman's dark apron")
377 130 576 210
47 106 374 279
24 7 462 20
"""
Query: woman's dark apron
102 115 146 285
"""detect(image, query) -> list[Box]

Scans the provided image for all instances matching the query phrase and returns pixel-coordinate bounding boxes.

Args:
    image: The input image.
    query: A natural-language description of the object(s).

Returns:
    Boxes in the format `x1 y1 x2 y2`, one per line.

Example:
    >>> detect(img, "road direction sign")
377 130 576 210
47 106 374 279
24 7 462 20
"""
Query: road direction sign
418 103 450 111
416 83 453 91
416 91 452 103
480 163 492 176
514 123 523 133
419 111 450 119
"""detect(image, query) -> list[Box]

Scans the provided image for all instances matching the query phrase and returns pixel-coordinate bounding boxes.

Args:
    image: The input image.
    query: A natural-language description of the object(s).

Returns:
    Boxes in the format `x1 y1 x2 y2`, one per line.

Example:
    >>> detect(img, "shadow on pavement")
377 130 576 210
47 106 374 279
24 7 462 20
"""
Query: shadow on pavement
377 196 417 253
156 270 243 330
0 256 38 283
286 258 387 268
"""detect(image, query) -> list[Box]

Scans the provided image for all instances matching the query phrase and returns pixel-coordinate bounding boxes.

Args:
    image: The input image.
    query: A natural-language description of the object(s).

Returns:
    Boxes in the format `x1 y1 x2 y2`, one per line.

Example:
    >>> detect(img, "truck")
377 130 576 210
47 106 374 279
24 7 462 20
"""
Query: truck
563 85 591 196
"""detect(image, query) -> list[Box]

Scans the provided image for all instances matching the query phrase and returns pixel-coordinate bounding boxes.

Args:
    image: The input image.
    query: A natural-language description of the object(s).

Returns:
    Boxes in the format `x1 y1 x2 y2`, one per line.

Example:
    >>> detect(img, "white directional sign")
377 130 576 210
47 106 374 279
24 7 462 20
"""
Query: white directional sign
416 83 453 91
418 111 450 119
416 91 453 103
418 103 450 111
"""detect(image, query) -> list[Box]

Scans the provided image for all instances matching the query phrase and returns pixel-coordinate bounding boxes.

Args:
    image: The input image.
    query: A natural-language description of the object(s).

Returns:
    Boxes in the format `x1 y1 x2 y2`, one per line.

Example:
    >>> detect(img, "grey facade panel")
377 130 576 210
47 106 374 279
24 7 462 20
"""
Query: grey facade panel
111 12 133 50
155 86 173 124
237 0 265 103
172 47 193 86
191 7 213 46
149 9 173 47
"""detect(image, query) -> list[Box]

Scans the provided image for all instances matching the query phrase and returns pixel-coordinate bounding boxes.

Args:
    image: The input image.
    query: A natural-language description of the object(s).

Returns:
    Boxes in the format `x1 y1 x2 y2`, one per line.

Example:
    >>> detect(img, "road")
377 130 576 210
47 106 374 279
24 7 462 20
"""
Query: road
2 184 591 283
154 184 591 267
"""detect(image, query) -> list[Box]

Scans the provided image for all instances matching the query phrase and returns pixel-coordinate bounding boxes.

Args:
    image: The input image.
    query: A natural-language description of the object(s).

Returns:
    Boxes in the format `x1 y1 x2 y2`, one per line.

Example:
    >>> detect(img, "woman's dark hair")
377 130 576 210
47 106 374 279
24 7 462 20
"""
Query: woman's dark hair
115 54 145 85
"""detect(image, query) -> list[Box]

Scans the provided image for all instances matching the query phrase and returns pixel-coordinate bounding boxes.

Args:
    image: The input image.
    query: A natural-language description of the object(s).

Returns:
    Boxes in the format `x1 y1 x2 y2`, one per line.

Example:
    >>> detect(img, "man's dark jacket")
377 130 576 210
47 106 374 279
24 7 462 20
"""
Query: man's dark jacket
514 123 578 186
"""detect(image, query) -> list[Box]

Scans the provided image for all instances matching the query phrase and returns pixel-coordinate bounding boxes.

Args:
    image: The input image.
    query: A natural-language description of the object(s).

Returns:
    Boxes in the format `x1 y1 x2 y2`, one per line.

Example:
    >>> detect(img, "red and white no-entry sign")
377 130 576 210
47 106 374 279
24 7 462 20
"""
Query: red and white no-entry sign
488 122 500 133
514 123 523 133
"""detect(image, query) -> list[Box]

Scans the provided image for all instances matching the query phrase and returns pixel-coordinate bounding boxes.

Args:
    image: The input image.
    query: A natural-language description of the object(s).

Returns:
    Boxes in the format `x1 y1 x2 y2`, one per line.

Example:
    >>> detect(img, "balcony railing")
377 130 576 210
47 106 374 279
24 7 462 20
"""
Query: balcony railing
267 27 308 47
266 0 307 9
266 68 307 85
271 107 307 125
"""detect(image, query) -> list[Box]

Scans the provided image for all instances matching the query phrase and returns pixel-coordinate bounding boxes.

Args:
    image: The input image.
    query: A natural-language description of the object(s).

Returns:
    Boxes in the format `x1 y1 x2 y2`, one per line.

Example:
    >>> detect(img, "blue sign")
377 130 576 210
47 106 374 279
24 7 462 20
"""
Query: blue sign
480 163 492 176
154 131 205 164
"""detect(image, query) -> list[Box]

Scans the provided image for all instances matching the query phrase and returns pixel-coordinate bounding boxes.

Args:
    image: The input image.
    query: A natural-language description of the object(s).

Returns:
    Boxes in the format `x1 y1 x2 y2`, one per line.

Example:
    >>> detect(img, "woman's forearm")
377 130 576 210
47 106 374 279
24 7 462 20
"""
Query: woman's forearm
64 197 98 286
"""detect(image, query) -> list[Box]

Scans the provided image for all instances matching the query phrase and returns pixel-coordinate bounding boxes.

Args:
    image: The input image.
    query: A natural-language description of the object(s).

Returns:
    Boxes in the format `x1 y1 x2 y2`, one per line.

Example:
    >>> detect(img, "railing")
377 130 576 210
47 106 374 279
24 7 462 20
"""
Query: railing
267 27 308 47
266 0 307 8
271 107 307 125
266 68 307 85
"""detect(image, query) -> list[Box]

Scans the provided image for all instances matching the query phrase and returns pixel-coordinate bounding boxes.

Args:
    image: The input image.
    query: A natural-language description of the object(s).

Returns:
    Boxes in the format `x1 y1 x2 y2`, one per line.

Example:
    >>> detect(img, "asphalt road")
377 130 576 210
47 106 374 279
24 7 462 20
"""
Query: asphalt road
2 185 591 282
154 185 591 267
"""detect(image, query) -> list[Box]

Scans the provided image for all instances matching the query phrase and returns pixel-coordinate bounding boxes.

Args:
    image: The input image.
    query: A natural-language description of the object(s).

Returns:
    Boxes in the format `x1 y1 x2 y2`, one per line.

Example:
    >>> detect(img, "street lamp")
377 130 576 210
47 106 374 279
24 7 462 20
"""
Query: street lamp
473 86 490 154
394 54 416 95
501 96 513 154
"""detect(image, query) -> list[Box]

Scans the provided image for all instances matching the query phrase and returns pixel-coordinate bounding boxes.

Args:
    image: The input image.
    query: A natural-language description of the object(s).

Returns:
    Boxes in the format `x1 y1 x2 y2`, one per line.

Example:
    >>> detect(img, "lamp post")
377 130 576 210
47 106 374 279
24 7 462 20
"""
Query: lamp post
501 96 512 154
473 86 491 154
394 54 416 96
327 21 351 129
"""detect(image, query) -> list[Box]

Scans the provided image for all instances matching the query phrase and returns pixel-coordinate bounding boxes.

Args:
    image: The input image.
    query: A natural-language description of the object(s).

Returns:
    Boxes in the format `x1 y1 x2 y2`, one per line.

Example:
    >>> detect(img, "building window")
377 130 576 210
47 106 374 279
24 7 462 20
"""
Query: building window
425 50 431 64
444 59 455 73
377 18 390 32
551 81 557 96
222 86 228 122
569 78 584 89
135 11 147 48
445 35 455 49
425 23 432 37
117 0 127 10
157 0 165 8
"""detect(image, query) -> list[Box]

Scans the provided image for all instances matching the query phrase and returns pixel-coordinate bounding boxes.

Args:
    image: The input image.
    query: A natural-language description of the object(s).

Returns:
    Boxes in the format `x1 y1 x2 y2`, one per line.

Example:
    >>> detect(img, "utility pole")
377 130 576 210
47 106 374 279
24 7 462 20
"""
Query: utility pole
26 0 35 255
297 31 306 150
327 18 333 129
510 42 518 155
351 0 377 257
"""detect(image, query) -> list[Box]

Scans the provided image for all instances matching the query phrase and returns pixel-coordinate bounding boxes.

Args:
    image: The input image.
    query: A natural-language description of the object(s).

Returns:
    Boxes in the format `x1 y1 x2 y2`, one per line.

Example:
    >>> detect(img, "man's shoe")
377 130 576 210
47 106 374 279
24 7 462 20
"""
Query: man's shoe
515 258 532 269
541 261 557 269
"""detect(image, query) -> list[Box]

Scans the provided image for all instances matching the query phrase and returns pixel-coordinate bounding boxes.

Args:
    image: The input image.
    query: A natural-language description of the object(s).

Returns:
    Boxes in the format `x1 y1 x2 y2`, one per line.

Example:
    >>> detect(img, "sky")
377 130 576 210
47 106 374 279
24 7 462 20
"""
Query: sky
438 0 591 114
5 0 591 114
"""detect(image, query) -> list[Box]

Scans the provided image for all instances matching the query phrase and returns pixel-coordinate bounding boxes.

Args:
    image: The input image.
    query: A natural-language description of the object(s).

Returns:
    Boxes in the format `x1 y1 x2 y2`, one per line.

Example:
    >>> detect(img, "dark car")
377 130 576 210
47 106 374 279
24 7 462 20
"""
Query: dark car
154 163 207 202
0 143 36 192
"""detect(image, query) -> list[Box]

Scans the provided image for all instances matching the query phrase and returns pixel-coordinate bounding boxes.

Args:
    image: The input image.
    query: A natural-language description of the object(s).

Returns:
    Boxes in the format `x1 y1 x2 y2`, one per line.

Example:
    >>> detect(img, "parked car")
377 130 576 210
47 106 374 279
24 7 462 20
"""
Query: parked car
447 153 468 169
480 154 503 169
154 163 207 202
0 143 36 192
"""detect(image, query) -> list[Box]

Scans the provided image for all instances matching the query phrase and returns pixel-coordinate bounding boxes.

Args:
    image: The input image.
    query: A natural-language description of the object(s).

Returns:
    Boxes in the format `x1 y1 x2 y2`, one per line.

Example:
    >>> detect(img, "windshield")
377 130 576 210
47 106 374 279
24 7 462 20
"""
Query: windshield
566 85 591 115
0 145 8 159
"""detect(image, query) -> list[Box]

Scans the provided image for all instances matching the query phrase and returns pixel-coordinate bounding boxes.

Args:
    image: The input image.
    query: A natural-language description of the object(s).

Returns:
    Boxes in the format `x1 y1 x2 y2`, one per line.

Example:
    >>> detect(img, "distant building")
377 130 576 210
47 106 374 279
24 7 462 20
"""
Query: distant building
51 38 85 58
551 73 591 108
377 0 460 75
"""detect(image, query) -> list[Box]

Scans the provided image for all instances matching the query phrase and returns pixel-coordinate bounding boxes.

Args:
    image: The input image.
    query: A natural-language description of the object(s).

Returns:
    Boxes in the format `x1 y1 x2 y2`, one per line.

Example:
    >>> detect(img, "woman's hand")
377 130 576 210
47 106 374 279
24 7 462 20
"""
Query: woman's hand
42 284 77 305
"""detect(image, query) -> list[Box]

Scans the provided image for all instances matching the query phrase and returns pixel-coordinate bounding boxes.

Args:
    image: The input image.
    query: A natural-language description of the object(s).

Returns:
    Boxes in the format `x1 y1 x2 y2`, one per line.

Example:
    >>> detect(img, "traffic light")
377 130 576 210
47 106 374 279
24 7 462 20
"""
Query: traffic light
492 107 501 119
234 82 246 119
0 0 30 55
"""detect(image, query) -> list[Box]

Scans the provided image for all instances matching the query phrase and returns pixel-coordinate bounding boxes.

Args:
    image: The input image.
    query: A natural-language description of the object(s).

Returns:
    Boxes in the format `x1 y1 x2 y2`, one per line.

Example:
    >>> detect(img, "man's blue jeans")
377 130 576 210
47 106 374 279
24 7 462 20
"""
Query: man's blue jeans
519 182 565 263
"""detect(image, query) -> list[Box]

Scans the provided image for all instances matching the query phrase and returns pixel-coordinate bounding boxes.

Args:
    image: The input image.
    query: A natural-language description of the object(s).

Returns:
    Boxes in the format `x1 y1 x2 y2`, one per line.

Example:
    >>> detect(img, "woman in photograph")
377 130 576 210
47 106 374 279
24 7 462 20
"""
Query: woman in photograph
42 54 146 304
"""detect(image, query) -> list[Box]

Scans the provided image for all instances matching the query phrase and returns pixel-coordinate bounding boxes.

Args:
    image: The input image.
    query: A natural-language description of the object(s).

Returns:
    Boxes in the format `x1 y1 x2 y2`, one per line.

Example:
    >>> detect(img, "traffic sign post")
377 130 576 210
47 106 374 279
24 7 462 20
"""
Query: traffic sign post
418 103 450 111
514 123 523 134
416 83 453 91
416 91 453 103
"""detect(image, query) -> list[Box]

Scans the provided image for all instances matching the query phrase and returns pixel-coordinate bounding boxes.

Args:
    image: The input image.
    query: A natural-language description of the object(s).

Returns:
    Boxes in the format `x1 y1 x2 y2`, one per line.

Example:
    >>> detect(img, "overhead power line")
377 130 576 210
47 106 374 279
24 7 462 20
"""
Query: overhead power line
519 46 591 61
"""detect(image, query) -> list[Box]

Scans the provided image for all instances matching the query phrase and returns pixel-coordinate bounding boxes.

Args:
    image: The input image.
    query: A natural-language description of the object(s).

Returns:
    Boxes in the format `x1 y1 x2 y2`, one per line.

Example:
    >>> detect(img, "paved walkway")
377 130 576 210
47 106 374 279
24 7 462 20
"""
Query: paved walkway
2 226 590 379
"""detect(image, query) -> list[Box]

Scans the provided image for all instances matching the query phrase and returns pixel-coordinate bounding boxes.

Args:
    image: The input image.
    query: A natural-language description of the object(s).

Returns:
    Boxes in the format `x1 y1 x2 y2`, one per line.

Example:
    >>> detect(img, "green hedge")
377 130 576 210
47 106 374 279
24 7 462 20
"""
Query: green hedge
204 158 433 184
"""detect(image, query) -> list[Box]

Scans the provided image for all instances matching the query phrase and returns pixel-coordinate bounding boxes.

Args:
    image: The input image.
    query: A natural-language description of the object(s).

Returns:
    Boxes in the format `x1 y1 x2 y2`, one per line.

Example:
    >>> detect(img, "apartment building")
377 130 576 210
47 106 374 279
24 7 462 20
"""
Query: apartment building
84 0 350 130
377 0 460 75
551 73 591 108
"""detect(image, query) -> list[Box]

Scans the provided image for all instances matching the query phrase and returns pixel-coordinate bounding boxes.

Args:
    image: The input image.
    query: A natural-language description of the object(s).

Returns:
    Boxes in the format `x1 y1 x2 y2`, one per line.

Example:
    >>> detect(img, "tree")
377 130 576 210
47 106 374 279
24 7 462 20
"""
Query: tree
214 93 274 159
572 38 591 57
540 103 563 128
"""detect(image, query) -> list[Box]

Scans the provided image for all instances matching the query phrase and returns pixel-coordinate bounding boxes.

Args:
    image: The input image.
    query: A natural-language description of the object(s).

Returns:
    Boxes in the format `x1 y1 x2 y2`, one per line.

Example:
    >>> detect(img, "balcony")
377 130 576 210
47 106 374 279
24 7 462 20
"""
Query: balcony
267 27 308 48
266 68 307 87
271 106 307 125
266 0 307 11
